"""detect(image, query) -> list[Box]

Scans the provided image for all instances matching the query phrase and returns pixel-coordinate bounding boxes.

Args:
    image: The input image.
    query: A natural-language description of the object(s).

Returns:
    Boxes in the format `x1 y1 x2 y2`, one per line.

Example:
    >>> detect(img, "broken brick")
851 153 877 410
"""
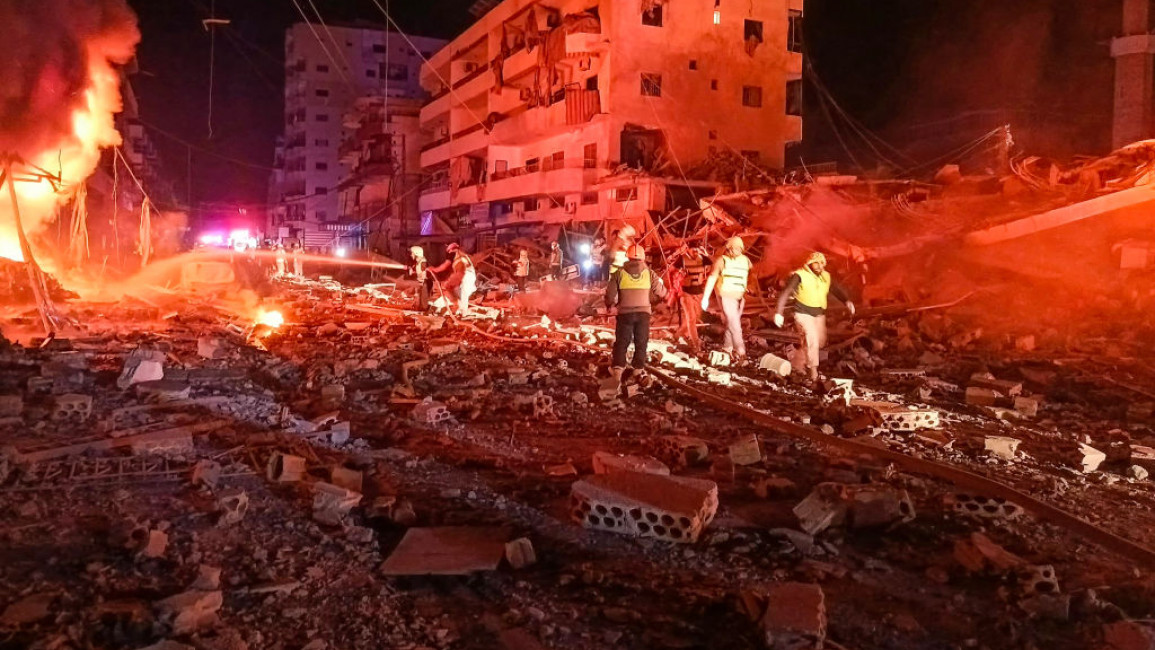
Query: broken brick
760 582 827 650
155 589 222 635
591 451 670 476
728 434 762 466
266 452 306 483
792 483 849 535
504 537 536 569
570 473 718 544
954 532 1025 573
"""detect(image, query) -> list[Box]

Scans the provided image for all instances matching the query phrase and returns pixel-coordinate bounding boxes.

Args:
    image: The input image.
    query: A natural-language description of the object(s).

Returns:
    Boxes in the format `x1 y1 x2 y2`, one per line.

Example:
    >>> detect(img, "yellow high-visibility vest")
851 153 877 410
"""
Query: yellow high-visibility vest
718 255 750 296
793 266 831 309
617 270 651 290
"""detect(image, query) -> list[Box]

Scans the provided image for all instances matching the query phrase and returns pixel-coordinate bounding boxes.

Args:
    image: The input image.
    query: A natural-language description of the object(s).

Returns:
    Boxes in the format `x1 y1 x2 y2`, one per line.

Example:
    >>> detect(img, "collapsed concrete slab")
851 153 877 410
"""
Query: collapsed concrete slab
570 473 718 543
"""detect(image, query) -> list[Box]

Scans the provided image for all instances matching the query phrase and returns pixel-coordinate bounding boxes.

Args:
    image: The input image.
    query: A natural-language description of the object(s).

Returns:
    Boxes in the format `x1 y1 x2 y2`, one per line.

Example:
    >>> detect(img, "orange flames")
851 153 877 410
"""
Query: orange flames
256 309 285 329
0 3 139 264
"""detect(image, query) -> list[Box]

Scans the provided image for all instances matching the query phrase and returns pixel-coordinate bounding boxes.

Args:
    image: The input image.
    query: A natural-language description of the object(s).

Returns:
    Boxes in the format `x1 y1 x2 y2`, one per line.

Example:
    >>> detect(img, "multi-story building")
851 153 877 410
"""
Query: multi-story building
1113 0 1155 149
268 21 445 250
338 96 425 256
417 0 804 238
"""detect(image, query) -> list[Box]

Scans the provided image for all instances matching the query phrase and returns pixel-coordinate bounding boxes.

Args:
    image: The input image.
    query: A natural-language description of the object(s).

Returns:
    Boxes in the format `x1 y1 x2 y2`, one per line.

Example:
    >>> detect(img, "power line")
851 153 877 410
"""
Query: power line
135 118 277 172
289 0 356 90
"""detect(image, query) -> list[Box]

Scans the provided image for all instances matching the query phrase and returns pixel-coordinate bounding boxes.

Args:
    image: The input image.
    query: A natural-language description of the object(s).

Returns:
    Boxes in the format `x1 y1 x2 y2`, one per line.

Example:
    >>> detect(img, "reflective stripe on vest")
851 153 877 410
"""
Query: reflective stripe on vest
719 255 750 294
793 267 831 309
617 270 651 291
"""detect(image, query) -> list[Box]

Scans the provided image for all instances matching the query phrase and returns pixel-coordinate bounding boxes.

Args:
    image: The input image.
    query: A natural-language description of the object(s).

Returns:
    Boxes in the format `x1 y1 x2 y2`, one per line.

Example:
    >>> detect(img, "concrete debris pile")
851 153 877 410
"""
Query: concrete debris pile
2 247 1155 650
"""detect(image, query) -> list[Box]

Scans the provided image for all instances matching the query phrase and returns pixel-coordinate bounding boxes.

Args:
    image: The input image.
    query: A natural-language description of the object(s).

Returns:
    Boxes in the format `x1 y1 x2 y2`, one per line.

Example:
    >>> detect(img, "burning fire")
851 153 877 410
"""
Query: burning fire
0 1 140 264
256 309 285 329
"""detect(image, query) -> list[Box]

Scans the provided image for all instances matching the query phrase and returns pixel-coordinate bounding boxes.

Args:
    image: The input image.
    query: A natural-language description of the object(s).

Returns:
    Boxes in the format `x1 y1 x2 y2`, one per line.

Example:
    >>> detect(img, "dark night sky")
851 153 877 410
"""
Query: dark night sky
125 0 1121 210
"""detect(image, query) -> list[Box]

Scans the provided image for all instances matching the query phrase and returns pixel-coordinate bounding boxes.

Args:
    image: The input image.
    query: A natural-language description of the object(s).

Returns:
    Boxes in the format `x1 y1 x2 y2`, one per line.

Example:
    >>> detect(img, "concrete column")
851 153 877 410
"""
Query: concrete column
1113 0 1155 149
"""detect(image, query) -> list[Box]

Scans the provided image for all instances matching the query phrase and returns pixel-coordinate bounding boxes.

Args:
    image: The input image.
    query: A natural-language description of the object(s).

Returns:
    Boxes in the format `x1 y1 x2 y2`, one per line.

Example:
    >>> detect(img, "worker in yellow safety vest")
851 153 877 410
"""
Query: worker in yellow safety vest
605 243 667 372
701 236 752 361
773 251 855 385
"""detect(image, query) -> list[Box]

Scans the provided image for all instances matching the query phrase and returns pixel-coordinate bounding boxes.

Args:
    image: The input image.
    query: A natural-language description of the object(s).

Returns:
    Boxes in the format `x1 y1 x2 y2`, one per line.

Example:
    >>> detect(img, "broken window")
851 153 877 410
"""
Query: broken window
786 79 803 116
616 187 638 202
641 73 662 97
384 63 409 81
642 4 663 26
788 10 803 53
742 85 763 108
584 143 597 168
744 19 763 56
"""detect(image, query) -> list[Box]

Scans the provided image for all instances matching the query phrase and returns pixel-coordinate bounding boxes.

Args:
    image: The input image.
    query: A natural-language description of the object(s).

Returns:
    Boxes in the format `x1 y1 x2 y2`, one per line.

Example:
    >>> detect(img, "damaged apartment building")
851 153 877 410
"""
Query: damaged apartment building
414 0 804 243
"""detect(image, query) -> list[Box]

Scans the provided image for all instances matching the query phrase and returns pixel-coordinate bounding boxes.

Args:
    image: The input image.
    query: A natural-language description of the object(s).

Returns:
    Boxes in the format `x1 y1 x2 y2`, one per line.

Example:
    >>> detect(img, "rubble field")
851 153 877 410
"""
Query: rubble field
4 271 1155 650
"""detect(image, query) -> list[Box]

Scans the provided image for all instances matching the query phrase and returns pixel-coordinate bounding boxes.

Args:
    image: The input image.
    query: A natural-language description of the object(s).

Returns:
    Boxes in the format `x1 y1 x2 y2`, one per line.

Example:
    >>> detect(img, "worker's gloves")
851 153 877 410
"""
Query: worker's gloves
700 296 709 311
773 313 785 328
846 301 856 317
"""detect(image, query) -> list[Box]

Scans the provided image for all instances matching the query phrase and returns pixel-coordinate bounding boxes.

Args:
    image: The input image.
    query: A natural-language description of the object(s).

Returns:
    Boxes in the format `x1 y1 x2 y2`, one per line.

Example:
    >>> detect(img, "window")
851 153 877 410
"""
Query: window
315 89 329 97
316 64 329 73
581 192 598 205
786 79 803 116
742 85 763 108
708 130 717 140
788 10 803 53
688 59 698 71
713 10 721 24
315 186 328 195
744 19 763 43
372 44 387 53
384 62 409 81
526 157 540 172
642 5 663 26
615 187 638 202
586 75 598 91
316 113 329 122
583 143 597 169
314 139 329 146
550 150 564 170
365 68 377 78
711 79 718 91
315 162 328 171
641 73 662 97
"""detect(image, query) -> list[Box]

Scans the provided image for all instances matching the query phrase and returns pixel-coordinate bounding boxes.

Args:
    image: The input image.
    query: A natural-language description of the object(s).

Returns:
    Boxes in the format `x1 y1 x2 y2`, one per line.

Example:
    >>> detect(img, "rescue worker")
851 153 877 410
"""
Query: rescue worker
589 236 606 286
513 249 530 292
677 245 709 352
701 236 752 362
605 244 667 373
773 251 856 385
607 224 637 278
291 243 304 276
409 245 430 311
432 243 477 316
548 241 563 280
273 244 287 276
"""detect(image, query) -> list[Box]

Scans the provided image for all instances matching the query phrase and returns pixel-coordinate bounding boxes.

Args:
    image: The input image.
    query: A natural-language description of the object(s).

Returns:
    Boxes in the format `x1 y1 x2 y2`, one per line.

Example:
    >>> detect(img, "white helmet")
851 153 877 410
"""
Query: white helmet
409 245 424 258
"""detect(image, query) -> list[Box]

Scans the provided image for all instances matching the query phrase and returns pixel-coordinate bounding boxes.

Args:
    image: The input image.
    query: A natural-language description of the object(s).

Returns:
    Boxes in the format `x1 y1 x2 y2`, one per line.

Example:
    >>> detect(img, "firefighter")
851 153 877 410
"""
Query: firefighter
773 251 856 385
701 236 752 362
513 249 530 292
676 245 709 352
548 241 563 280
432 243 477 316
409 245 430 311
605 244 667 373
607 224 637 278
273 244 287 276
291 243 304 276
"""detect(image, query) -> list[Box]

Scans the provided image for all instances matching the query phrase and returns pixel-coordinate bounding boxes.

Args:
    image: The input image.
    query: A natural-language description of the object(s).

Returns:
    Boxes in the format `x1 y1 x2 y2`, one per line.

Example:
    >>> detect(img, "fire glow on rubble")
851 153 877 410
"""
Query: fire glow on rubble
256 309 285 329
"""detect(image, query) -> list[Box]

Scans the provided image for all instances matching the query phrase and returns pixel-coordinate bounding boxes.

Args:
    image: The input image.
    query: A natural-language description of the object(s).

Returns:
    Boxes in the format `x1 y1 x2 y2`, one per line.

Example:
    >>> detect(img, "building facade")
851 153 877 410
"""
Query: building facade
268 22 445 250
1113 0 1155 149
416 0 804 237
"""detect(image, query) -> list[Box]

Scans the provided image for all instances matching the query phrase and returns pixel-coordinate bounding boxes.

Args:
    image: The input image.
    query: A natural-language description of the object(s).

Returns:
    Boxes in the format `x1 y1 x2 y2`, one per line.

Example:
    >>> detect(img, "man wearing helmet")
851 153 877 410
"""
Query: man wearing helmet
409 245 430 311
773 251 856 385
432 243 477 316
605 243 667 373
701 236 752 362
607 224 637 278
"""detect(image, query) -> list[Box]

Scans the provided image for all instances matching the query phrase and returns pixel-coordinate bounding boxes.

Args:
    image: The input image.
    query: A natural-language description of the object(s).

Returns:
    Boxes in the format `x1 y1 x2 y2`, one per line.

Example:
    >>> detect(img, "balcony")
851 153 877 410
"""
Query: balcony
418 188 451 212
419 123 489 168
